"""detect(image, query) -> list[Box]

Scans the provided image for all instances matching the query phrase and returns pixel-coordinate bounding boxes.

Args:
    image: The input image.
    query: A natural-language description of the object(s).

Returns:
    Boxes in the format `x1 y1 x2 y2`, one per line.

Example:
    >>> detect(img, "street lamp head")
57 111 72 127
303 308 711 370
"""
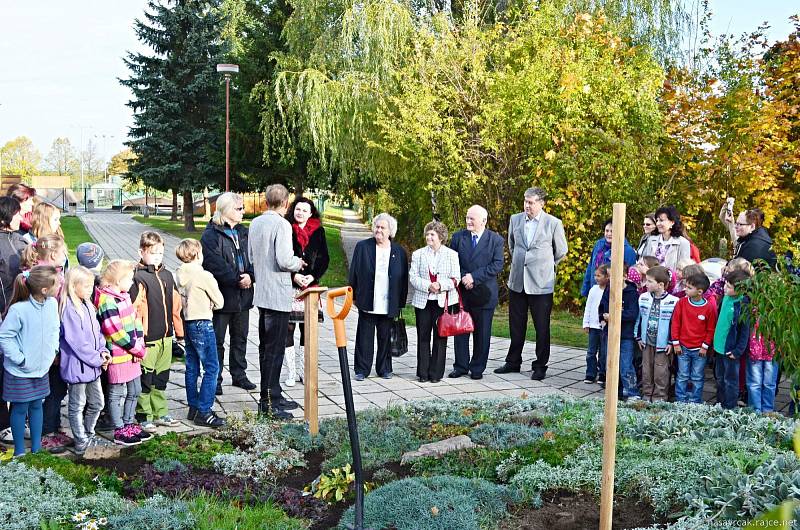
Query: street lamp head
216 64 239 74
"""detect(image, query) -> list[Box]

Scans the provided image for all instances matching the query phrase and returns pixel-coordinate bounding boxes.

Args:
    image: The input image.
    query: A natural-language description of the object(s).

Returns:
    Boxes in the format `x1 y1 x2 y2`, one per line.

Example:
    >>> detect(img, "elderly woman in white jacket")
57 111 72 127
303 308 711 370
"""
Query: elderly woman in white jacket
409 221 461 383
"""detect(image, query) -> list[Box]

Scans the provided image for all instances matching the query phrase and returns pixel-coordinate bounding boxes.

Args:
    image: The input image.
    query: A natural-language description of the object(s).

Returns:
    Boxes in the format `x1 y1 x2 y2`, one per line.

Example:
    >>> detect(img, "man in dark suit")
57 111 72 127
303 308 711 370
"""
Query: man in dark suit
449 205 505 379
495 187 568 380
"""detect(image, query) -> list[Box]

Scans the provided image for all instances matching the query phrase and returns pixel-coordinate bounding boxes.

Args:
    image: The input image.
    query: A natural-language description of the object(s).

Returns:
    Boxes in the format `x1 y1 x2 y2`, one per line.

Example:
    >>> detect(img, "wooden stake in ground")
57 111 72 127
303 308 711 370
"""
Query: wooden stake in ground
599 203 626 530
298 286 327 436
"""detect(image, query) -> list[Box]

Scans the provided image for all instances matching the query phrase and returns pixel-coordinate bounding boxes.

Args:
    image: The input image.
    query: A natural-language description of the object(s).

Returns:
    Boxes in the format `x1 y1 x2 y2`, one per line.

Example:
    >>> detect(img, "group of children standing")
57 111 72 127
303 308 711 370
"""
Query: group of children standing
583 256 778 413
0 230 228 457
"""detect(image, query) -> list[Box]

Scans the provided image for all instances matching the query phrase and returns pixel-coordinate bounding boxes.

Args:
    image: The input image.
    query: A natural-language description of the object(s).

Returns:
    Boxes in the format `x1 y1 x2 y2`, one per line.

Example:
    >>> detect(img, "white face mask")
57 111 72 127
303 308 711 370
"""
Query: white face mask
144 254 163 267
141 247 165 268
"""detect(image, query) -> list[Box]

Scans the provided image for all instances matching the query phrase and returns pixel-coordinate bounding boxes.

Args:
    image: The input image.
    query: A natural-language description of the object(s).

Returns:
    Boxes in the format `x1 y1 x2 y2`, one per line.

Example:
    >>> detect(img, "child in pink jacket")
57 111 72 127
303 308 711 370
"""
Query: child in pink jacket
95 260 149 446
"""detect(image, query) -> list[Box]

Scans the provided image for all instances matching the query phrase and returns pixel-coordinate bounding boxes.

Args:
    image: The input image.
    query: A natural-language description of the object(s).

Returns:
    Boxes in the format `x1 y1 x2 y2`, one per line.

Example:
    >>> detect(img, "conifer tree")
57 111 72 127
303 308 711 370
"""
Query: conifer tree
121 0 225 230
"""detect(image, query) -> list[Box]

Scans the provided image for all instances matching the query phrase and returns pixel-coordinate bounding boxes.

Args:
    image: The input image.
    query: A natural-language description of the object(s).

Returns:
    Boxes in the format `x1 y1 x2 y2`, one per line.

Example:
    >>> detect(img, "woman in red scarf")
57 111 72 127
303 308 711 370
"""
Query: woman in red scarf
283 197 329 386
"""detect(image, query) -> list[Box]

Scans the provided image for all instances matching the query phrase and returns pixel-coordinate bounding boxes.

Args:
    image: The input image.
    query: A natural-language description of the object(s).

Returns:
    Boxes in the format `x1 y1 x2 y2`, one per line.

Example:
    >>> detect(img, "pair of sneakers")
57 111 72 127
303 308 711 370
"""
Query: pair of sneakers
113 424 154 446
74 434 115 456
0 426 31 444
41 432 74 454
187 407 225 428
139 415 180 432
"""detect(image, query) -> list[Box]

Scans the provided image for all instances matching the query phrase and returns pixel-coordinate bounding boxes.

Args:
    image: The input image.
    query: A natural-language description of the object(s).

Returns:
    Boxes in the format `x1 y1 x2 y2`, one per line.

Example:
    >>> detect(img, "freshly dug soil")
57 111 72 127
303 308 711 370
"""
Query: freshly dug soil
84 448 147 478
498 490 667 530
293 456 414 530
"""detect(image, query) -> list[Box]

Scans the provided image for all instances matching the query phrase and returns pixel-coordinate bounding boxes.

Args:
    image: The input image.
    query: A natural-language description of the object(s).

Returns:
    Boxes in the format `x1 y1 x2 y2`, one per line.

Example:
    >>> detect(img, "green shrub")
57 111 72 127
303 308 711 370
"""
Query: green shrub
468 423 543 449
495 432 588 482
511 437 782 516
186 494 306 530
424 423 472 441
339 475 520 530
371 468 398 485
0 461 130 529
322 414 420 473
134 432 235 470
411 448 507 481
279 422 325 453
682 453 800 523
107 494 195 530
618 404 797 448
212 413 305 482
18 452 121 496
152 459 188 473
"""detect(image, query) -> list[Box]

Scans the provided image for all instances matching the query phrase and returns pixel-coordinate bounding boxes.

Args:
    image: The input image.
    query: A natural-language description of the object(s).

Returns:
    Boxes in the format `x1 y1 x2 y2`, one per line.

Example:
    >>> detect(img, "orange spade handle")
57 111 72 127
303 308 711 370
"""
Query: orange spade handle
326 286 353 348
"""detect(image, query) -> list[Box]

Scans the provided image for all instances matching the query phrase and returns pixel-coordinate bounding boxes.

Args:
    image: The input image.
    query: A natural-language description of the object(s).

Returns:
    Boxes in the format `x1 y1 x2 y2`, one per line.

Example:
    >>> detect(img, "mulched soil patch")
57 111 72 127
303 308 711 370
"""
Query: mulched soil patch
82 448 147 478
498 490 668 530
284 449 326 492
285 454 415 530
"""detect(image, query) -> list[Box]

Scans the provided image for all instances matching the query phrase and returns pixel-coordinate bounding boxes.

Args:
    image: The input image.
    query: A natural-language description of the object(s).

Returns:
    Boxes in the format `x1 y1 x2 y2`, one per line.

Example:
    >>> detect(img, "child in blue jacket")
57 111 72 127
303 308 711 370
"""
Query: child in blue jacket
0 266 60 456
635 266 679 402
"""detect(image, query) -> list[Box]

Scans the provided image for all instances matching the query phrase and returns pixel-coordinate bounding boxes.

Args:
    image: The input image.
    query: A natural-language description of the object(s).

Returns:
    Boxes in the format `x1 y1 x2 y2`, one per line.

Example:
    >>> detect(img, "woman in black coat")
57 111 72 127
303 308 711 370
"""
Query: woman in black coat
283 197 330 386
200 192 256 395
348 212 408 381
0 197 27 444
720 204 777 269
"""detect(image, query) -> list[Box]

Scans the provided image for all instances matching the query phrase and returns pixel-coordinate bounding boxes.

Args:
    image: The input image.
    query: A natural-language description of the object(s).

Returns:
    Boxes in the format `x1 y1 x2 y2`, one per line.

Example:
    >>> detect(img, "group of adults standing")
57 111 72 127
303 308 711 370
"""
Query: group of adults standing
348 187 569 383
199 185 329 419
200 183 778 416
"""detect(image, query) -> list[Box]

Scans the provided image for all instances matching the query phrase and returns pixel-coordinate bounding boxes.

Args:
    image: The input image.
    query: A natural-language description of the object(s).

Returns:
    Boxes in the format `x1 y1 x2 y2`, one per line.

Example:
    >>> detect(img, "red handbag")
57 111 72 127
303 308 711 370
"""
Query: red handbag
437 283 474 337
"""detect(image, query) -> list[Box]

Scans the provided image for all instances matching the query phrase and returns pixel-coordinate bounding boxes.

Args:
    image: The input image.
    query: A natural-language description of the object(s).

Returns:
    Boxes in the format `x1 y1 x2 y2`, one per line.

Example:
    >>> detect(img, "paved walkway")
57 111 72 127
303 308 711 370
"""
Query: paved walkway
76 210 792 437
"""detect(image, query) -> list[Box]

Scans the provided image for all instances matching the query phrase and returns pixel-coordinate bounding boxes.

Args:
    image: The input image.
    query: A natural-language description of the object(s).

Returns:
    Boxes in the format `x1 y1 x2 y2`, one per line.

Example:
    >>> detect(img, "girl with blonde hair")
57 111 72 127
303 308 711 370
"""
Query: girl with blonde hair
59 266 111 454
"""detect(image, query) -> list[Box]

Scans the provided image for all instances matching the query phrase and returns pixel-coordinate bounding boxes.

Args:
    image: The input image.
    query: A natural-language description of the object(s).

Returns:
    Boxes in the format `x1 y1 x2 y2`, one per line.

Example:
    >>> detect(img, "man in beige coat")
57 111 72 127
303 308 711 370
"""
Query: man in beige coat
495 187 568 380
175 238 225 428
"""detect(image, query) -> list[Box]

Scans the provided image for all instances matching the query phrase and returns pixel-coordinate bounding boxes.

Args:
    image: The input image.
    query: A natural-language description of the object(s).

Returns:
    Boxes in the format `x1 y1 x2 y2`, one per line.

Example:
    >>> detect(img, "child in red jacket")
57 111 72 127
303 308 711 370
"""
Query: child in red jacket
670 273 717 403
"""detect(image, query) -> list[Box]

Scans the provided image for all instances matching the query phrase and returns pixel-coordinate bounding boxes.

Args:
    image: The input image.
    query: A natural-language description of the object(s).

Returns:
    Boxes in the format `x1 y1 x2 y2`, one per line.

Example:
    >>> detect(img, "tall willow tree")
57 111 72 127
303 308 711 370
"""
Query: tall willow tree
269 0 685 305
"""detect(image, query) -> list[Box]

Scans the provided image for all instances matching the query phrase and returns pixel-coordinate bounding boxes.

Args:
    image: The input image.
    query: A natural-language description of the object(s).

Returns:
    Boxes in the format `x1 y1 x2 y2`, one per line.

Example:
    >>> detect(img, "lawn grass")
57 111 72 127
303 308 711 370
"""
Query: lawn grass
401 305 587 349
186 494 306 530
61 216 96 265
320 223 348 288
132 214 207 241
133 214 349 289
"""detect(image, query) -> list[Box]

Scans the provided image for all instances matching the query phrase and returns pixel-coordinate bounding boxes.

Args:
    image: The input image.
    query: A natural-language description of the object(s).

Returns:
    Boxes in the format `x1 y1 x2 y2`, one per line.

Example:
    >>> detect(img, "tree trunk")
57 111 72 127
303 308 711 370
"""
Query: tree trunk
294 173 305 198
202 187 211 221
183 191 196 231
170 190 178 221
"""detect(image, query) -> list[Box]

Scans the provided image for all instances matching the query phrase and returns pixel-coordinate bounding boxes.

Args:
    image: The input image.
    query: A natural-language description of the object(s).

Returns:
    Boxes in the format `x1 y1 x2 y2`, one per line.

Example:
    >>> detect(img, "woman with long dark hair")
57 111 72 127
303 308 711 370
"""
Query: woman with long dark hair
641 205 690 270
283 197 329 386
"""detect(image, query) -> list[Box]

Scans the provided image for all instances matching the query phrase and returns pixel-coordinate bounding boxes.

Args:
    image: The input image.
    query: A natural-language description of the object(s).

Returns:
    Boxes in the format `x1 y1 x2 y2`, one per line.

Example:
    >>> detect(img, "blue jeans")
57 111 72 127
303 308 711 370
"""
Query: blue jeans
620 339 639 398
747 360 779 413
185 320 220 414
676 347 707 403
714 354 740 409
585 328 606 379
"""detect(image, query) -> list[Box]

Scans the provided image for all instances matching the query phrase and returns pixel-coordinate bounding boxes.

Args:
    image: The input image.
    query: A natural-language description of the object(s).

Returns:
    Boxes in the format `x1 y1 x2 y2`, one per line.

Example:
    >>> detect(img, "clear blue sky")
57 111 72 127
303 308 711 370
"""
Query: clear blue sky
0 0 797 167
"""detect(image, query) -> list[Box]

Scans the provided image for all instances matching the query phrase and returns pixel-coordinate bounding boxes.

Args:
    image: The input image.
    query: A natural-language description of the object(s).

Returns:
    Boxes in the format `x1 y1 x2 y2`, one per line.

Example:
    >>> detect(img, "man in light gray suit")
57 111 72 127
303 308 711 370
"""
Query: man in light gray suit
495 187 568 380
249 184 306 419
